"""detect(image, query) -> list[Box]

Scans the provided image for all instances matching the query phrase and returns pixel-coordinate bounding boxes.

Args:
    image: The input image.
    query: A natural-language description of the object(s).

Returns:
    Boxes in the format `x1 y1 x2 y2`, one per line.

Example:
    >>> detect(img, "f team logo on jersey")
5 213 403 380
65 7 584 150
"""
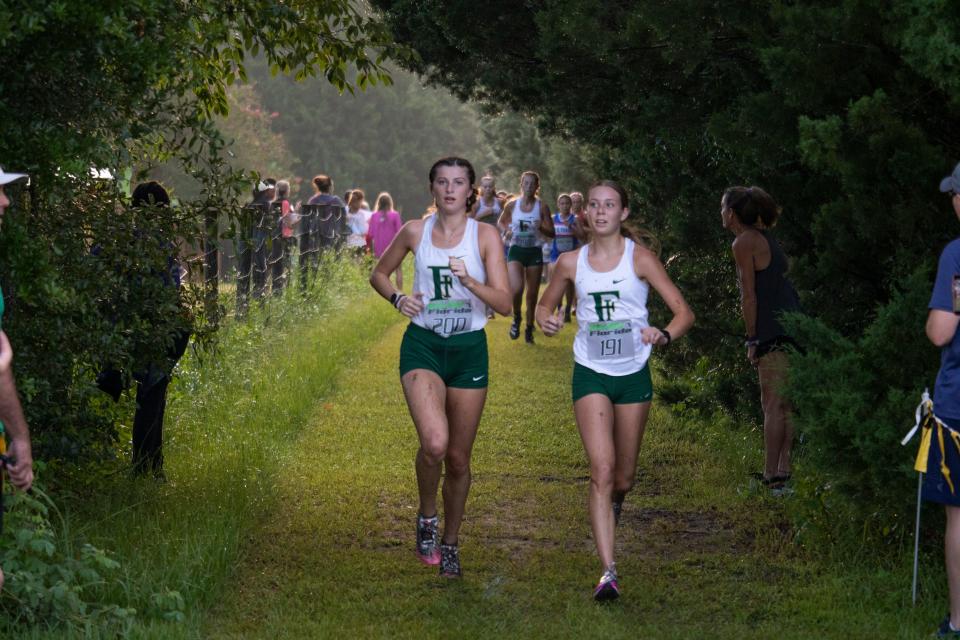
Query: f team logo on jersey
427 266 455 300
589 291 621 321
519 220 531 233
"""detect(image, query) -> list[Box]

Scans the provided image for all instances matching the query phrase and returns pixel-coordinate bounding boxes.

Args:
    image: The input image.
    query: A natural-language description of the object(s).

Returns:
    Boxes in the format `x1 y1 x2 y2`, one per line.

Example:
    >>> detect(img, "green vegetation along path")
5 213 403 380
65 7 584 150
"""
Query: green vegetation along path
203 316 921 639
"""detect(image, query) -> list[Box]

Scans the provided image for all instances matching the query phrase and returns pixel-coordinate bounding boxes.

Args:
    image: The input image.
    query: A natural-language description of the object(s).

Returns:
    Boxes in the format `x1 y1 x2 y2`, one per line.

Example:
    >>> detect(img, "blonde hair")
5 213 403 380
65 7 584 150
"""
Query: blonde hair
375 191 394 212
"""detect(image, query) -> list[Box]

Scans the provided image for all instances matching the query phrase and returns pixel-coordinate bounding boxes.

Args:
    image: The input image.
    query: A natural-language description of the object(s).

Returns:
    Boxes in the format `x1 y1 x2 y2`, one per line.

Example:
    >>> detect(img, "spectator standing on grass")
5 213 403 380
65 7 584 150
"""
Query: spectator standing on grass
720 185 801 494
345 189 370 255
367 191 403 287
272 179 293 294
128 182 191 480
251 178 276 300
307 174 345 208
0 167 35 591
923 163 960 638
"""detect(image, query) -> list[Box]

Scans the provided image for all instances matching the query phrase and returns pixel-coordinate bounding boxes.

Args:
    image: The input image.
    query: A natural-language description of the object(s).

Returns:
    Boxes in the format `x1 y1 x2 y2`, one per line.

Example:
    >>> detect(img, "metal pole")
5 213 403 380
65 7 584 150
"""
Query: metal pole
913 471 923 605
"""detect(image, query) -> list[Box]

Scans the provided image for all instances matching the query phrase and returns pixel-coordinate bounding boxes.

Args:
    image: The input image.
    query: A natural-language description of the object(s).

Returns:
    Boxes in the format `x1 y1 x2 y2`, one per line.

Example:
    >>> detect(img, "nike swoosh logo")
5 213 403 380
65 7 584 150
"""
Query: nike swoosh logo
472 375 485 381
612 278 625 284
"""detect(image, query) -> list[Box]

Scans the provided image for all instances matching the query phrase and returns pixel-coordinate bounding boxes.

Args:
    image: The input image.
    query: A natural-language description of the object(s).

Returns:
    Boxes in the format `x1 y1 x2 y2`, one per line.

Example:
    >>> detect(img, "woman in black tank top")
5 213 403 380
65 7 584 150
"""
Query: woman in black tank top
721 186 800 493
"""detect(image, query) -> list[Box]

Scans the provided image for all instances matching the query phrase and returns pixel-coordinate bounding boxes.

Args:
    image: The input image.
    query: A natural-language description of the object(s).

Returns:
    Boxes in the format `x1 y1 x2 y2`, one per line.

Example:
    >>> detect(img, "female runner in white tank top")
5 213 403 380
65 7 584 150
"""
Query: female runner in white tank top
470 175 503 225
498 171 555 344
371 157 511 578
535 180 694 601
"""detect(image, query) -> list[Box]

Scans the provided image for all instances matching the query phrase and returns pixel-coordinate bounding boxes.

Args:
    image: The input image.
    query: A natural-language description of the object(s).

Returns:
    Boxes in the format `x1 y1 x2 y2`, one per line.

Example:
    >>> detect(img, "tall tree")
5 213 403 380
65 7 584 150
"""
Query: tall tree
0 0 400 458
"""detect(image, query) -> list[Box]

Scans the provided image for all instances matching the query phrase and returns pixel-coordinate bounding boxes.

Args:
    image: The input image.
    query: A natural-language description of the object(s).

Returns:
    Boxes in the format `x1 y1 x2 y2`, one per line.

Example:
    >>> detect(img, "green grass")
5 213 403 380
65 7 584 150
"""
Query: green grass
4 262 952 638
0 255 401 638
195 315 945 639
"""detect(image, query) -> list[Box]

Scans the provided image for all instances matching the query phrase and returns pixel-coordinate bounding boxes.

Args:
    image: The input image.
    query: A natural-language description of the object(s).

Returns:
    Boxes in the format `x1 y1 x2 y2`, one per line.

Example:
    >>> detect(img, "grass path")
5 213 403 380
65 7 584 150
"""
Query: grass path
202 316 932 639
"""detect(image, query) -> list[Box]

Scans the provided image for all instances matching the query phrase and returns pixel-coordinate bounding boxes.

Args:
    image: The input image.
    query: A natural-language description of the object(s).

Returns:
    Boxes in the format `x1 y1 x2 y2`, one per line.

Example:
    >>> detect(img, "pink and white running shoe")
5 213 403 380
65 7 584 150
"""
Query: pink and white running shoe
415 513 440 565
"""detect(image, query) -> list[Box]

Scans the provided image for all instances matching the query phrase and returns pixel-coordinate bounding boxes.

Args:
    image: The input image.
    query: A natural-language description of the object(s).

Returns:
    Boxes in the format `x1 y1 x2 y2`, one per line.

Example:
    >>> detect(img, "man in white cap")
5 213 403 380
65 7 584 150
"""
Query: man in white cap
0 167 36 590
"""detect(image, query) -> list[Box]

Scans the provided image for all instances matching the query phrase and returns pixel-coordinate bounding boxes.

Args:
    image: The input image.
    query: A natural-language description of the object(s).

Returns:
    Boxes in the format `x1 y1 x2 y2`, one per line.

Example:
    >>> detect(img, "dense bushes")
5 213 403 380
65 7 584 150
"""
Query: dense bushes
0 180 196 460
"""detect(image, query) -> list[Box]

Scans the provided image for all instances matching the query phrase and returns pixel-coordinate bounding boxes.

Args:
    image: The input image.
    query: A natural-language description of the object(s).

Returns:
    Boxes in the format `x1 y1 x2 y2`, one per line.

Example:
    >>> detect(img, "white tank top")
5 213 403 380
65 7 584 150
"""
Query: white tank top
509 198 541 248
412 215 489 338
573 238 652 376
475 197 501 223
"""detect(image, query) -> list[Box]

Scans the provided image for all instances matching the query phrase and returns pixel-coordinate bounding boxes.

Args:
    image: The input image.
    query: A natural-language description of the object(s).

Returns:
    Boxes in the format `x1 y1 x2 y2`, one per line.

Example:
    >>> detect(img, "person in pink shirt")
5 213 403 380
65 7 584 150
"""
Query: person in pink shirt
367 191 403 288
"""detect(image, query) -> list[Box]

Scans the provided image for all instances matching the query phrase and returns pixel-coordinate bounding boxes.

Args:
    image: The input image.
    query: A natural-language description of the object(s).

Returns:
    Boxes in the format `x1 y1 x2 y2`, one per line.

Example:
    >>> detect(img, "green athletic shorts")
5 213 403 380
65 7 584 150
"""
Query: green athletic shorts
507 245 544 267
571 362 653 404
399 323 489 389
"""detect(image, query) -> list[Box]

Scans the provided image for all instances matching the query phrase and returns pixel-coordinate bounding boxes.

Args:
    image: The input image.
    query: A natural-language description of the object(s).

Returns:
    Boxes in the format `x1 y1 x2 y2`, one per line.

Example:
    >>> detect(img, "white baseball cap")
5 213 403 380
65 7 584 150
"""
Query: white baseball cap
0 167 28 186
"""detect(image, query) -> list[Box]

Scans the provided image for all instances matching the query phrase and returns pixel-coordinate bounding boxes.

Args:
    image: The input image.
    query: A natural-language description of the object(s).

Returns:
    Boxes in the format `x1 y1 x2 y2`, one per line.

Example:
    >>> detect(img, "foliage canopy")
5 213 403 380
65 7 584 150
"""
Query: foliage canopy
0 0 399 458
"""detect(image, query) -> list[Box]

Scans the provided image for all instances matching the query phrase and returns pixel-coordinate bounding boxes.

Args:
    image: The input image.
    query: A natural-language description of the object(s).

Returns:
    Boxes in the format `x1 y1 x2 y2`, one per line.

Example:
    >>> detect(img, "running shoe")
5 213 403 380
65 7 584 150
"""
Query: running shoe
415 513 441 565
612 500 623 526
439 543 462 578
938 614 960 638
509 318 521 340
524 325 535 344
593 568 620 602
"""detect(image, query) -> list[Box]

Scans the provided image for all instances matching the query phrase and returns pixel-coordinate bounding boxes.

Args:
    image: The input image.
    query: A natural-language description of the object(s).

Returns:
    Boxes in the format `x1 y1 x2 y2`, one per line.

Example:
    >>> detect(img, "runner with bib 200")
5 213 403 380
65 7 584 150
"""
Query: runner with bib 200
370 157 511 579
536 180 694 602
498 171 555 344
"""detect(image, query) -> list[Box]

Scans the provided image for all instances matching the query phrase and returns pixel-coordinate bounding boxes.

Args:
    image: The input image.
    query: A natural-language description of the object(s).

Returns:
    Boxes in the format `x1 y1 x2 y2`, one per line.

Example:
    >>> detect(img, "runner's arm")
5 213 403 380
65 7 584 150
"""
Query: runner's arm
634 246 694 345
497 199 514 236
451 223 512 316
538 203 556 239
370 221 425 318
536 251 576 336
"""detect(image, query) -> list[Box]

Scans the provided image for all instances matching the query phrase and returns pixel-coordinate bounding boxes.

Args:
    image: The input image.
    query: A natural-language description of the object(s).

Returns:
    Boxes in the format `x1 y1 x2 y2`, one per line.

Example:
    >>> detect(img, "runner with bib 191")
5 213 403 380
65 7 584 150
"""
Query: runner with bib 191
370 157 512 579
535 180 694 602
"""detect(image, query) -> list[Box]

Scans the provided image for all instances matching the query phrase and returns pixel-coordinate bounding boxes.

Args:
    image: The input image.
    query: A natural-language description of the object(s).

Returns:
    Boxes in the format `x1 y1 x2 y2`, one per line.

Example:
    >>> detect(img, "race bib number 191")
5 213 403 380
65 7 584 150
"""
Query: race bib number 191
427 299 473 336
587 320 635 360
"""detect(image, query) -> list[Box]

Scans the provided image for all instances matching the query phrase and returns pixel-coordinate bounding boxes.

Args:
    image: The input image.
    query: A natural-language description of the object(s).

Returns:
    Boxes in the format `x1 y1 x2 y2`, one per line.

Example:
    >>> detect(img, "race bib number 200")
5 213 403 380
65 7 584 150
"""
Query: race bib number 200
427 299 473 336
587 320 635 360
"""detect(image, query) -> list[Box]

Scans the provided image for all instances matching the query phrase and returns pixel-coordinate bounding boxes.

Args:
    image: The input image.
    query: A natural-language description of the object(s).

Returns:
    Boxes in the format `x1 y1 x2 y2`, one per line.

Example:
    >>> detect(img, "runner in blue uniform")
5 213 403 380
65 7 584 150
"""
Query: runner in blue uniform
549 193 580 323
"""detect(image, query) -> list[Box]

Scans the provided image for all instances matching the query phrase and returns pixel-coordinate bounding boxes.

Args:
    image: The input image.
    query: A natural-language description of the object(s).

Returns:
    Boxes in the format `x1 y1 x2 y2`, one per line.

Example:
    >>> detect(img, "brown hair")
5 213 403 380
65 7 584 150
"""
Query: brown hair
587 180 661 255
312 174 332 193
428 156 478 210
722 186 780 227
519 170 540 193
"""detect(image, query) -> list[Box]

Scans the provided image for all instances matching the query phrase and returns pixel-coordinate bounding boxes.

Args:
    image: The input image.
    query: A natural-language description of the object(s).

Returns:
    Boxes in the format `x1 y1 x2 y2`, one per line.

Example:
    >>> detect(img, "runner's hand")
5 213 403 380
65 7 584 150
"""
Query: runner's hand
541 309 564 337
449 256 469 283
747 344 758 366
0 331 12 374
399 292 425 319
641 326 667 345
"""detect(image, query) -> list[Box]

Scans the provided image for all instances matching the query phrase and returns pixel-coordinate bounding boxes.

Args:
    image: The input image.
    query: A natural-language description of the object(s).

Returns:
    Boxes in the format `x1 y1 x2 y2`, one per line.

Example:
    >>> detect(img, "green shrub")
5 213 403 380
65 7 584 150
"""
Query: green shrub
0 474 168 634
781 263 941 546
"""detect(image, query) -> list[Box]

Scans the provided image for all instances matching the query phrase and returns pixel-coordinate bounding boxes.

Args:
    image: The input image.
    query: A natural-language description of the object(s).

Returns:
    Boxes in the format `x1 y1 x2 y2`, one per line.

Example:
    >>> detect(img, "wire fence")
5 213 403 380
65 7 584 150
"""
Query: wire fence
200 203 350 319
